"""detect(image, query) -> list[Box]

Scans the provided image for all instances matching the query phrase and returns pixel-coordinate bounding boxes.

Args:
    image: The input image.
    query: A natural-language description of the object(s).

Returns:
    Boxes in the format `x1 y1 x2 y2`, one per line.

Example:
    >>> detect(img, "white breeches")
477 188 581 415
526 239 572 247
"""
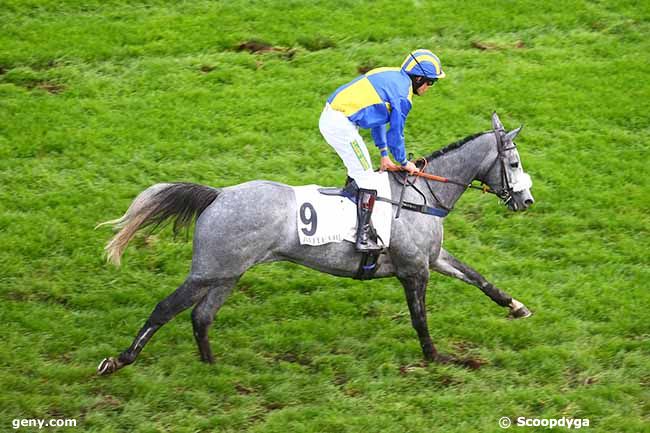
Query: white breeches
319 104 381 190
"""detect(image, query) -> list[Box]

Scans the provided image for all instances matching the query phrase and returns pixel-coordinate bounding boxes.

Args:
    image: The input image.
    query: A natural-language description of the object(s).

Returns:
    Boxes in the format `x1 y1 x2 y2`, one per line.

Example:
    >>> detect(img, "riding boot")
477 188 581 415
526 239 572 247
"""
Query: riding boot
355 189 382 252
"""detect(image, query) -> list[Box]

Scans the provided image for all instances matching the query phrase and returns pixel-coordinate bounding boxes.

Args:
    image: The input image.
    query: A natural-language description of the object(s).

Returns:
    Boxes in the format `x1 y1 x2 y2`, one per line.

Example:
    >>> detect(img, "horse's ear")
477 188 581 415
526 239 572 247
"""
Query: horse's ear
492 112 504 131
506 125 523 142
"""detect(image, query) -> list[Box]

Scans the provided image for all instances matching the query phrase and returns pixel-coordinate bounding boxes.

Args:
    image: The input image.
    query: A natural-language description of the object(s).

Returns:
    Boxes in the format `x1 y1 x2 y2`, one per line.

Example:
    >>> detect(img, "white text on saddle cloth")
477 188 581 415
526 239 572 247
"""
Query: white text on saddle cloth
292 178 392 247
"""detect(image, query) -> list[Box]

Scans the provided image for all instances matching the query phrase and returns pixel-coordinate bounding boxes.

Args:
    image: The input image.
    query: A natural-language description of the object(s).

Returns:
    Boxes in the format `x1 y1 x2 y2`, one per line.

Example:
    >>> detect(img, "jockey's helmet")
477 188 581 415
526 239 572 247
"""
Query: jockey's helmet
401 49 446 80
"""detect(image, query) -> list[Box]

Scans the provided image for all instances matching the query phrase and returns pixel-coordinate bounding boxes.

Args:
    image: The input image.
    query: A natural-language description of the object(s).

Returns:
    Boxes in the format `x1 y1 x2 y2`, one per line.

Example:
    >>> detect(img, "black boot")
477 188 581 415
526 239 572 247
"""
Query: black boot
355 189 382 252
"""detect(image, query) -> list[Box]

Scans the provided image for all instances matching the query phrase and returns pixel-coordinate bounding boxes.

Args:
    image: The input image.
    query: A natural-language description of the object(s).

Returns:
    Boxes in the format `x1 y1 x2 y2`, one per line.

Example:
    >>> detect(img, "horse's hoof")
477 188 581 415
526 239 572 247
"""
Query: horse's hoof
200 354 215 364
97 357 119 376
509 299 532 319
510 305 532 319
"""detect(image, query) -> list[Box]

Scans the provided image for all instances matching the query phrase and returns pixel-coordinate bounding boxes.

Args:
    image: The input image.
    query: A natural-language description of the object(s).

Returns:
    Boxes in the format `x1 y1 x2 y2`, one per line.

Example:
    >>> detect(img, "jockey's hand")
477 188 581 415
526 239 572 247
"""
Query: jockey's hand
402 161 420 175
380 156 399 172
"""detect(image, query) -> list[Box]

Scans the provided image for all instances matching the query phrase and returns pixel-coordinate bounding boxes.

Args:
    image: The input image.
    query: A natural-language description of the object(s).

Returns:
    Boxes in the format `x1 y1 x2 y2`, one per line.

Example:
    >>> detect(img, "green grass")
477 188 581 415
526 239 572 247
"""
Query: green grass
1 1 649 432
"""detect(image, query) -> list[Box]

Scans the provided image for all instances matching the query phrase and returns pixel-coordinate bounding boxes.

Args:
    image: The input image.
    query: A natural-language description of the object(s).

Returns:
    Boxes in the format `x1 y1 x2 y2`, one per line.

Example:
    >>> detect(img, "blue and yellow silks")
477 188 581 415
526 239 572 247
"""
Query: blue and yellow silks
327 67 413 166
400 49 445 79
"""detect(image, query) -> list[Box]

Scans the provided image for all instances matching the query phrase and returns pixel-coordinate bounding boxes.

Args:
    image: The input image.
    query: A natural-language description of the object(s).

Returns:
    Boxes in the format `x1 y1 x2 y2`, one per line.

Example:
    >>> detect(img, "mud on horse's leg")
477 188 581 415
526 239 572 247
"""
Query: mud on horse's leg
98 276 212 376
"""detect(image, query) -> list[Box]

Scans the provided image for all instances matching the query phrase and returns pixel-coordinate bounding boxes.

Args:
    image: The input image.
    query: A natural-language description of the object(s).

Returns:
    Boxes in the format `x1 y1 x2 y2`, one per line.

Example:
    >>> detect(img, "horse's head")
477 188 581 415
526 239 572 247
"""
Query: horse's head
481 113 534 212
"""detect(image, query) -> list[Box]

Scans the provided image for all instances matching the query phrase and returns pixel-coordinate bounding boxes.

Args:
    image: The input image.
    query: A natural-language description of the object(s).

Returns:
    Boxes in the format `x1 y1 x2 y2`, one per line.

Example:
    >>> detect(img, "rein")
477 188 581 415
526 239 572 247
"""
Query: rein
385 165 495 205
384 134 513 217
383 126 521 217
386 166 460 186
385 166 492 193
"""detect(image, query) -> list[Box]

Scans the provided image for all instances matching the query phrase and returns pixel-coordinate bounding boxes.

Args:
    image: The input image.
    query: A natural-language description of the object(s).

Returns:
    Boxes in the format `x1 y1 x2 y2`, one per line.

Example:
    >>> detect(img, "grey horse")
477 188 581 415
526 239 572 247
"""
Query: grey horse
97 112 534 375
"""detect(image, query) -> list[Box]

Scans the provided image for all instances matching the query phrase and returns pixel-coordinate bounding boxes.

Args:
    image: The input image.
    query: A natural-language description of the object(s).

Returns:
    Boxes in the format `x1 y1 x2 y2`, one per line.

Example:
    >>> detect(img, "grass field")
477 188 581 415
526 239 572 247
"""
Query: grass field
1 1 649 432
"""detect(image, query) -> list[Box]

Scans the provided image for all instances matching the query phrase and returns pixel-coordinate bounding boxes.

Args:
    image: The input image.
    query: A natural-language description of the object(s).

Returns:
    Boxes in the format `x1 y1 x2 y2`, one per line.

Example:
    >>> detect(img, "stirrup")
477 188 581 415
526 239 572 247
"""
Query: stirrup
356 234 382 252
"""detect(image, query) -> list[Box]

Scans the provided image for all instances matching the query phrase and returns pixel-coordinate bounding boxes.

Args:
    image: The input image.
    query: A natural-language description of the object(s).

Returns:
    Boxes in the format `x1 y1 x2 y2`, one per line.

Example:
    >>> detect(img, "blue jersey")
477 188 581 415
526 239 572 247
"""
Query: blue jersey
327 67 413 165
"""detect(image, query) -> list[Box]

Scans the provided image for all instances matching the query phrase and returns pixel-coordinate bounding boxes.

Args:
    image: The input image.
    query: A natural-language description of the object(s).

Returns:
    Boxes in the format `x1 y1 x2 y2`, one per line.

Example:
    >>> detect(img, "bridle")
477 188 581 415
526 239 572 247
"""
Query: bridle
387 128 518 213
482 127 517 206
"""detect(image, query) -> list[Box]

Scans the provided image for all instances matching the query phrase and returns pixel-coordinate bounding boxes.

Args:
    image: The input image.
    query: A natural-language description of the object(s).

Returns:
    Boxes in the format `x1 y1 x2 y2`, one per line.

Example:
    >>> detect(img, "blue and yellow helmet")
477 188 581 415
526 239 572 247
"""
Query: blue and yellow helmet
401 49 446 79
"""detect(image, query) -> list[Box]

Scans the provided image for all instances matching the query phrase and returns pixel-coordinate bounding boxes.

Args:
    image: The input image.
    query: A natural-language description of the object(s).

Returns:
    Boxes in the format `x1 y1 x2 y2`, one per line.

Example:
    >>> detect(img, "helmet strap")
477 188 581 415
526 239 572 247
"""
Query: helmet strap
408 52 430 95
410 75 427 95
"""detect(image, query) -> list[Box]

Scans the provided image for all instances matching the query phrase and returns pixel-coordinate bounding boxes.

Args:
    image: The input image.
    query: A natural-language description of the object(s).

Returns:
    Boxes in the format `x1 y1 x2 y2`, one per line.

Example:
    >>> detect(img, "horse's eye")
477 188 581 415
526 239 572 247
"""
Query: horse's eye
510 162 519 168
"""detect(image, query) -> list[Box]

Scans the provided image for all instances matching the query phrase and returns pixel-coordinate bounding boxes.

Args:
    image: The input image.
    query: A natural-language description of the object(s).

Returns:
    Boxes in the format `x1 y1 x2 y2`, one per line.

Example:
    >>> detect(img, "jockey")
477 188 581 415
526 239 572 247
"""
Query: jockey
319 49 445 252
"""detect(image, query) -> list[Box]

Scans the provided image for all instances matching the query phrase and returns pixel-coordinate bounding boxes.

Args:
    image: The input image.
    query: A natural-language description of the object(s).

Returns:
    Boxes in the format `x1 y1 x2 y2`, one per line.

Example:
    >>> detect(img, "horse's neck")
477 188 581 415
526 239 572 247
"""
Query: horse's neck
423 134 495 209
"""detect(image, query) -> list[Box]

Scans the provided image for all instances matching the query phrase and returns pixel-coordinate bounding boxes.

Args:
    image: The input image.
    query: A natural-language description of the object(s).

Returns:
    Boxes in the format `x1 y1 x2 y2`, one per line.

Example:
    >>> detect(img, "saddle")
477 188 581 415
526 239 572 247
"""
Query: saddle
318 177 359 202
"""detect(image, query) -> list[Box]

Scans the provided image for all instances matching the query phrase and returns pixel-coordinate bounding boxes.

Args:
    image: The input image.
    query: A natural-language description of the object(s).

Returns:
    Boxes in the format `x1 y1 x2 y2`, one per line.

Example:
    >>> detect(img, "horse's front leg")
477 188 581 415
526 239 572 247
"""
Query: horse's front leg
431 248 531 318
398 269 449 363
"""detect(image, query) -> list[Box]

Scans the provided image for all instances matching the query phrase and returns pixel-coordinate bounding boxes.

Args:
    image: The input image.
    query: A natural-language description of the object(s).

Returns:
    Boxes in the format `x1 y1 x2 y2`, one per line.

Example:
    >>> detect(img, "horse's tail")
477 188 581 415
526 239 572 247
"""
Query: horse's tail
97 182 221 266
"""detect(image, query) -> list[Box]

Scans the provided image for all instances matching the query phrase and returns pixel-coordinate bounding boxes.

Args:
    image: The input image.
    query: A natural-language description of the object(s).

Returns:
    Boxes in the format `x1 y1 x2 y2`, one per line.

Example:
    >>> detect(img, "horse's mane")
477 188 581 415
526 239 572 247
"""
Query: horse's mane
425 131 490 162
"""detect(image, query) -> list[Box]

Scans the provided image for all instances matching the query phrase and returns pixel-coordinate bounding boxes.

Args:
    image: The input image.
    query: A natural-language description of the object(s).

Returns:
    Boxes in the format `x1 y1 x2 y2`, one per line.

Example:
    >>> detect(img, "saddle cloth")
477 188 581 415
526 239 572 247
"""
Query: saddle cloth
292 173 393 247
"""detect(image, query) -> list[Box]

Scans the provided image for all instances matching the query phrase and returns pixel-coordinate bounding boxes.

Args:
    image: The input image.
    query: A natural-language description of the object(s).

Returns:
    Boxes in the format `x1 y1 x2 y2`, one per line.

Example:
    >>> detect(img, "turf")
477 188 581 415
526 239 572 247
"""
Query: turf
1 1 648 432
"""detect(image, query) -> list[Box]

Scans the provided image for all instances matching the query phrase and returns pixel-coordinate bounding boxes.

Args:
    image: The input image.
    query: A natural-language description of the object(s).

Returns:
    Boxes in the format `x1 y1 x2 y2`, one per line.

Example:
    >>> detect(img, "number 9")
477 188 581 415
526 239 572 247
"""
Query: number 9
300 202 317 236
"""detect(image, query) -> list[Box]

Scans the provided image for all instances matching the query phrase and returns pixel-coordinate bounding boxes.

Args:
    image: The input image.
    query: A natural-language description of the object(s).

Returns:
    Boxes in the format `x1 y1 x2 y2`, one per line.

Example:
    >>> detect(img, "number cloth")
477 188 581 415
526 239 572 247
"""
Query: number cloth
292 177 393 247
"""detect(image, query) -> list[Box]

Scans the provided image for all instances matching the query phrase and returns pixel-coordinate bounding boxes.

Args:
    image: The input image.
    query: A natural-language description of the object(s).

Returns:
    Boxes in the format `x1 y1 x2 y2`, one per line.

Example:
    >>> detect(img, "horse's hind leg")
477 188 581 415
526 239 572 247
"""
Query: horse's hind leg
431 248 531 318
191 278 237 364
97 275 215 375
